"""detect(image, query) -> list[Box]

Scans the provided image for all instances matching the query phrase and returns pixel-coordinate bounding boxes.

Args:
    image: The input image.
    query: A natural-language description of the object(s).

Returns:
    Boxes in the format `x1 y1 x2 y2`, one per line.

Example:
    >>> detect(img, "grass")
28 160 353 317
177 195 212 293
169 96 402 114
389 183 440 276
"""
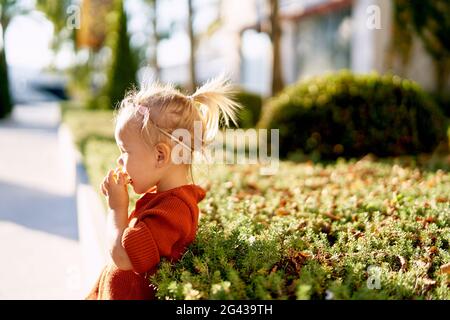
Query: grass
61 102 450 299
163 159 449 299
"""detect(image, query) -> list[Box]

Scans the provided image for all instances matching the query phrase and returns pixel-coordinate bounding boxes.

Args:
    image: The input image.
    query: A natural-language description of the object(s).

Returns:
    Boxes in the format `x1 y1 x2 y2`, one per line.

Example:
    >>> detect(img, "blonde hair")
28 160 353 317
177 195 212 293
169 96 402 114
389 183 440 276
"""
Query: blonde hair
114 76 241 180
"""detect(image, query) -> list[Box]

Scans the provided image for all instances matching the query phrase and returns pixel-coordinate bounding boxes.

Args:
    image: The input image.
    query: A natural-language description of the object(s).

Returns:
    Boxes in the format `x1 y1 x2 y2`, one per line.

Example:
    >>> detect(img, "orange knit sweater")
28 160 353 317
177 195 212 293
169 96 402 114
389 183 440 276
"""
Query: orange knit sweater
86 184 206 300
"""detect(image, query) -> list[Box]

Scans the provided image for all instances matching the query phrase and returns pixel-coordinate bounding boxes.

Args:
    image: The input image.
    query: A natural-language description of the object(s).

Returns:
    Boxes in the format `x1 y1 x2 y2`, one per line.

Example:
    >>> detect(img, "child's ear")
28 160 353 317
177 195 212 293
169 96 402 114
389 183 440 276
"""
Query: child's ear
155 143 171 167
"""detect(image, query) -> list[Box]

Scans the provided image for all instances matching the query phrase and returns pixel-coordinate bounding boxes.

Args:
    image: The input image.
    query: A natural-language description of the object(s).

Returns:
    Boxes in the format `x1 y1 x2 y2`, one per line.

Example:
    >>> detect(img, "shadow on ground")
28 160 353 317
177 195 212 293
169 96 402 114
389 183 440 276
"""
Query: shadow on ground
0 179 79 241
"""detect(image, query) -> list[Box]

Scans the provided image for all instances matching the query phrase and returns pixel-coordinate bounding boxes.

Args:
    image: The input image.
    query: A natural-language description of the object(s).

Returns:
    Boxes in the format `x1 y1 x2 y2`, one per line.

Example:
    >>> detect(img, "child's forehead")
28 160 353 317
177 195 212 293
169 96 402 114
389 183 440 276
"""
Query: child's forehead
114 122 146 149
115 124 138 146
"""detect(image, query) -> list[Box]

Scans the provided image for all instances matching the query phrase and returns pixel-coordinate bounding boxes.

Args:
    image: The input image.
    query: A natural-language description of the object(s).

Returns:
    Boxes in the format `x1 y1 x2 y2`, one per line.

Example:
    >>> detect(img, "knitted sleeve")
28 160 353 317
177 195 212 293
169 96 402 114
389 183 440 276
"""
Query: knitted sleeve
121 196 192 274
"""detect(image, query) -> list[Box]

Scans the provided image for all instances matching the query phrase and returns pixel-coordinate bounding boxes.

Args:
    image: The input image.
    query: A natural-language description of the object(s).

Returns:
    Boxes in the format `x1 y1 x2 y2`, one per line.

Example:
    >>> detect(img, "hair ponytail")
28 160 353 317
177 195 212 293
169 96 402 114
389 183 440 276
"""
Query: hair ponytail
190 76 242 143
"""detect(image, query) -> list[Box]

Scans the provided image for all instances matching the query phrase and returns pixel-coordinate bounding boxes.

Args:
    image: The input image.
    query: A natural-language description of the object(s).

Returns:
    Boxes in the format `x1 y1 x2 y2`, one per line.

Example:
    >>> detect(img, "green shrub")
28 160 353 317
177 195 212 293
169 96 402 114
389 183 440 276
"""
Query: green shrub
61 102 115 151
231 91 263 128
90 0 137 110
150 159 450 300
431 92 450 118
0 47 12 119
259 71 447 159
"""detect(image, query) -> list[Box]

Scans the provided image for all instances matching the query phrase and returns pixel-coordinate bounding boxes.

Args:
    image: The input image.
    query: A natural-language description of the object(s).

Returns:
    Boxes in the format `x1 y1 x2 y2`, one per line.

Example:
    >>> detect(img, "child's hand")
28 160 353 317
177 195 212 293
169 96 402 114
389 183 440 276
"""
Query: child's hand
101 168 129 211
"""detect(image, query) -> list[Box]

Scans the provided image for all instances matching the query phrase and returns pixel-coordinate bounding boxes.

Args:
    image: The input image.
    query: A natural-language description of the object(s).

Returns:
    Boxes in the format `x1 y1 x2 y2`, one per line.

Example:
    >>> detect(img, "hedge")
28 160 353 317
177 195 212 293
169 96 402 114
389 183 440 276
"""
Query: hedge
232 91 263 129
259 71 448 159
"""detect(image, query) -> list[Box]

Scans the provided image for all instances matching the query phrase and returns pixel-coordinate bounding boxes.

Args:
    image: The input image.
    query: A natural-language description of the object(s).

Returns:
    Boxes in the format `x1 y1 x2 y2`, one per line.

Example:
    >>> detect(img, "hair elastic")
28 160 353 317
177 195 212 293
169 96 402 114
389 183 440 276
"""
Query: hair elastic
136 104 149 116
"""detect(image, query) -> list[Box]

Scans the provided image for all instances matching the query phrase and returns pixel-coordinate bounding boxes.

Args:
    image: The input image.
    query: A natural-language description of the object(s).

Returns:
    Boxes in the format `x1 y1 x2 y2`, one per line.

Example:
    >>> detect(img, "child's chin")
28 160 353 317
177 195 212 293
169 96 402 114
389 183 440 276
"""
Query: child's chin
130 183 142 194
133 187 144 194
133 183 157 194
133 185 151 195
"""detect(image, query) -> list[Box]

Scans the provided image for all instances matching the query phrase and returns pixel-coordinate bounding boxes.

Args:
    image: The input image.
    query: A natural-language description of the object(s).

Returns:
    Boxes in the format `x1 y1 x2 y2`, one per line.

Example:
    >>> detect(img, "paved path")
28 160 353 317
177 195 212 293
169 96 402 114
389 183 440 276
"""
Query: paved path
0 103 84 299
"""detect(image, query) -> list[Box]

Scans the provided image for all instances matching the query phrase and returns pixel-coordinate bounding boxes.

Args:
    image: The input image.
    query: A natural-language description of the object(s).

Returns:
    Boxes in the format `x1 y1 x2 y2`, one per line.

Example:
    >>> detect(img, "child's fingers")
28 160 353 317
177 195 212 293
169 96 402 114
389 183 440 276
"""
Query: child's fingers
101 176 109 195
106 169 115 184
117 172 125 185
101 182 108 196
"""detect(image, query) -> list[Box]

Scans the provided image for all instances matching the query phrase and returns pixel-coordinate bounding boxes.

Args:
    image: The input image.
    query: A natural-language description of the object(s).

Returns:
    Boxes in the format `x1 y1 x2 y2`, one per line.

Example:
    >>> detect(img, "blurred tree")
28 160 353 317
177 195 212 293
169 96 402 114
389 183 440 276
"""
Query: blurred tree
39 0 115 101
36 0 72 54
76 0 114 52
157 0 223 92
37 0 114 53
187 0 196 93
252 0 285 95
144 0 160 79
269 0 283 95
391 0 450 96
0 33 12 119
95 0 137 109
0 0 25 118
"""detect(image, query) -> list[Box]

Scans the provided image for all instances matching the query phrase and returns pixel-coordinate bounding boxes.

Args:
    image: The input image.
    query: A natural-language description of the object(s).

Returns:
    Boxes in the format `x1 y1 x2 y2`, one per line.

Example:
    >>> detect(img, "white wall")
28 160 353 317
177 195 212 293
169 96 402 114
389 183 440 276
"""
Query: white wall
352 0 450 92
351 0 377 73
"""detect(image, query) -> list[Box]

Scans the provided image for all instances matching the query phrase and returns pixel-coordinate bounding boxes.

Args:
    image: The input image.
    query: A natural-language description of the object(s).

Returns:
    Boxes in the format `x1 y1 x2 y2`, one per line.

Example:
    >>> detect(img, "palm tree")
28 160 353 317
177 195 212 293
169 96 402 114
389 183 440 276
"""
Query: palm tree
269 0 283 95
36 0 71 53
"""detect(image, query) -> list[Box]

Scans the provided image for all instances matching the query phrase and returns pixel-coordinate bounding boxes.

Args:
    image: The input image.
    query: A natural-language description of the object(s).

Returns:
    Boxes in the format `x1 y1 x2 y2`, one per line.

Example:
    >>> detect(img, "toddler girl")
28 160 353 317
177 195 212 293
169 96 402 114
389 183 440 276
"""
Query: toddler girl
86 77 240 300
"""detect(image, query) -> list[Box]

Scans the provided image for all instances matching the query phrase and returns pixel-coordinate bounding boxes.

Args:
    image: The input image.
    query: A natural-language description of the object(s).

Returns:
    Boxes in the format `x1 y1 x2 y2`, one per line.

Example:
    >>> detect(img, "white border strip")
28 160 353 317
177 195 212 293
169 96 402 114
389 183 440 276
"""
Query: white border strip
58 124 108 295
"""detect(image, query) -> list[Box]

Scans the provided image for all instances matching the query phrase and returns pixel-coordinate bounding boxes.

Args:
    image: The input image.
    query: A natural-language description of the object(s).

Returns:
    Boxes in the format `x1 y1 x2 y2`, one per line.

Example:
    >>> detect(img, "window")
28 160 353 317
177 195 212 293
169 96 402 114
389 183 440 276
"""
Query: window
295 6 352 79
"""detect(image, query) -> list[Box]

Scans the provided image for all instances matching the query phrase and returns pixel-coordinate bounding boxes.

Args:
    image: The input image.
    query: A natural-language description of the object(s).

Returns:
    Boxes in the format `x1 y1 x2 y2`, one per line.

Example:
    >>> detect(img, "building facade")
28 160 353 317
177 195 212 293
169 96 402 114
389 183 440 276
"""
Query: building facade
157 0 449 96
227 0 449 96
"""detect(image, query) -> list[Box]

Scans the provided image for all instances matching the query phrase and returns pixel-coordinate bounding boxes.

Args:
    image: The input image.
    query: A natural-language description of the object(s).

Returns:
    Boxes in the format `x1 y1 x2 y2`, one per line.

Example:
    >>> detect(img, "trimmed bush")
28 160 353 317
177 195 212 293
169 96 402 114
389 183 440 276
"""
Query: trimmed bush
431 92 450 118
61 102 115 151
232 91 263 128
259 71 448 159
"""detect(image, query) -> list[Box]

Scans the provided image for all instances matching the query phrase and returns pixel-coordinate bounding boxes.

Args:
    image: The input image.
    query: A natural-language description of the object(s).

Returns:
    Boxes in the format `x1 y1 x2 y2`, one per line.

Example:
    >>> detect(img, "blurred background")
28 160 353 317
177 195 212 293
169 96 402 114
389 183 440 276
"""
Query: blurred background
0 0 449 300
1 0 449 107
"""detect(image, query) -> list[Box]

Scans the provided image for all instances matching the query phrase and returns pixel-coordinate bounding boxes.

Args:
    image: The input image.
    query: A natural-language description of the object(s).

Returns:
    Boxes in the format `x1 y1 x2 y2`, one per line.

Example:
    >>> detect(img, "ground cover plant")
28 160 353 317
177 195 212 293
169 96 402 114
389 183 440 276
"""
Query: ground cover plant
62 103 450 300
